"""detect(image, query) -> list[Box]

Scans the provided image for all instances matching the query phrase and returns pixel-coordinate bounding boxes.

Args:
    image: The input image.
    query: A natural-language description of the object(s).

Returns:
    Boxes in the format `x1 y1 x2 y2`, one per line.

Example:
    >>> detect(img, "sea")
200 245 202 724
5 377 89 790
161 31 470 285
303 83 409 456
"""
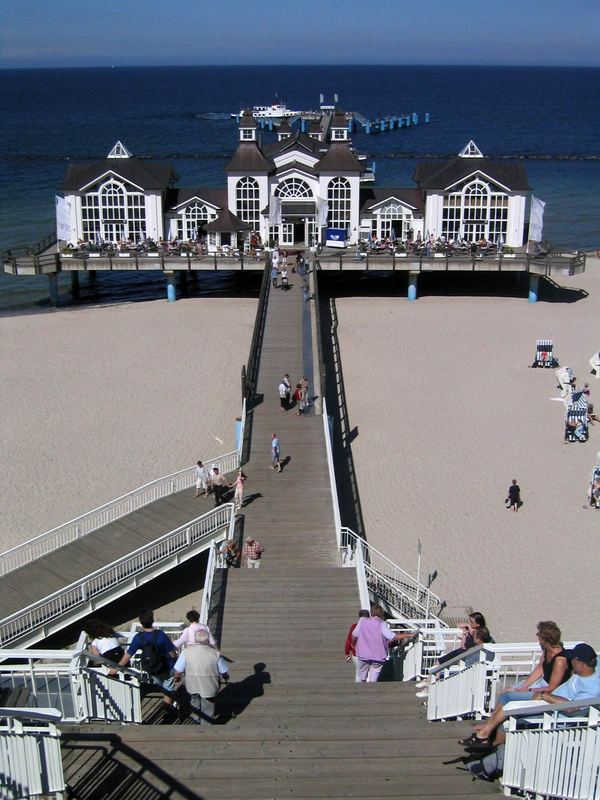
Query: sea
0 65 599 310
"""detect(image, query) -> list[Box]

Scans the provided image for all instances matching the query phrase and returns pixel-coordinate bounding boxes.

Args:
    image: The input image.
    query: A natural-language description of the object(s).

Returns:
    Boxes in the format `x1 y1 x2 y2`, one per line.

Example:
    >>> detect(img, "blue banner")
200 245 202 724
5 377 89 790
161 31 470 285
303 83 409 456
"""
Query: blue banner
325 228 347 248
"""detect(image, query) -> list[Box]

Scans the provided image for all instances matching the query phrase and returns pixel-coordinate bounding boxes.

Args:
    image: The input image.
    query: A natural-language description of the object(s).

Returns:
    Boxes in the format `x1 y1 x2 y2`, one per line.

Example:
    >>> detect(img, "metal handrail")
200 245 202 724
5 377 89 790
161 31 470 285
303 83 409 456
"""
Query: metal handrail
0 504 234 648
0 449 239 577
341 526 444 619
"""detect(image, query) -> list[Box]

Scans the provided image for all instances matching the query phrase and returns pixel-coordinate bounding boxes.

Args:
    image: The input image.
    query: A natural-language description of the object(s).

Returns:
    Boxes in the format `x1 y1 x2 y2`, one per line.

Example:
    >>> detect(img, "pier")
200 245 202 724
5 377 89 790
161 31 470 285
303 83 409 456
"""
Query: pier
0 261 498 799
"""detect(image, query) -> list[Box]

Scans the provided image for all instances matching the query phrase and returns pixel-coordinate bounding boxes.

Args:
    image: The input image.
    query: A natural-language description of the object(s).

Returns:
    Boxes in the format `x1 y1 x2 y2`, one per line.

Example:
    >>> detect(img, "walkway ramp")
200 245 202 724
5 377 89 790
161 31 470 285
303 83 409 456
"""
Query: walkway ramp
59 271 495 798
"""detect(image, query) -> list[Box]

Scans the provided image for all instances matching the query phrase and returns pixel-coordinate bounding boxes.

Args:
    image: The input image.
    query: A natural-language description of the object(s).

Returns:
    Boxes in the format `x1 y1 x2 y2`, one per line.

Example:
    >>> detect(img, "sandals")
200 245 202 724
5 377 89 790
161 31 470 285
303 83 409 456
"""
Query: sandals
458 732 493 748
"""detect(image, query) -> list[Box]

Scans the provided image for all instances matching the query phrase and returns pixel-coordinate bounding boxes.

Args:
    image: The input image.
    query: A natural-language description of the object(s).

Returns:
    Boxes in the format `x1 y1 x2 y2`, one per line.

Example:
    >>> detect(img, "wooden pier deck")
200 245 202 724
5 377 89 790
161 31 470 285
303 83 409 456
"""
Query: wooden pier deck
58 270 495 798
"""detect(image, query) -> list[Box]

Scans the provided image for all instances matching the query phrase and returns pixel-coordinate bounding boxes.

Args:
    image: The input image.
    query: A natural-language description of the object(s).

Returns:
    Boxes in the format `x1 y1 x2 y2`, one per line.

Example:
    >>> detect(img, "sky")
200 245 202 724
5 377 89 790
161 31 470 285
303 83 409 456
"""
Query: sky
0 0 599 69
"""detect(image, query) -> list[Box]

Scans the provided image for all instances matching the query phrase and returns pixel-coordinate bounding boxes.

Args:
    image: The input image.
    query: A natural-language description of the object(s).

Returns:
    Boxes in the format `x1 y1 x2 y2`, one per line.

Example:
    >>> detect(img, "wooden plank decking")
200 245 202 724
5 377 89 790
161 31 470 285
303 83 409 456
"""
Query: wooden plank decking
59 269 496 798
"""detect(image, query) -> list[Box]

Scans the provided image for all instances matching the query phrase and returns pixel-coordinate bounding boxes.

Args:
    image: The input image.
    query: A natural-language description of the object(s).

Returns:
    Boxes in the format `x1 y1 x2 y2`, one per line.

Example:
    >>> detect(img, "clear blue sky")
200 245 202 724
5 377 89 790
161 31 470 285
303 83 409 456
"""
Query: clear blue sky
1 0 599 69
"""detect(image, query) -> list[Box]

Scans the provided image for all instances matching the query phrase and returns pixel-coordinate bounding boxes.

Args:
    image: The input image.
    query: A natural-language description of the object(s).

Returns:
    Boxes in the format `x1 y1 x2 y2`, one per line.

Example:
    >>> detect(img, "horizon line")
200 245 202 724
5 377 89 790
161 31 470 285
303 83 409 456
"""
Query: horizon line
2 62 600 71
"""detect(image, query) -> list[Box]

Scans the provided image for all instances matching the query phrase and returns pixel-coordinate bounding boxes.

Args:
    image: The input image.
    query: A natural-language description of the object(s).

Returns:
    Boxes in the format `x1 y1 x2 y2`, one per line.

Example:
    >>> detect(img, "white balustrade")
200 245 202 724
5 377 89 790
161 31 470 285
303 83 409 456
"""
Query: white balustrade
0 708 65 800
424 641 582 722
0 504 234 648
502 699 600 799
0 449 240 577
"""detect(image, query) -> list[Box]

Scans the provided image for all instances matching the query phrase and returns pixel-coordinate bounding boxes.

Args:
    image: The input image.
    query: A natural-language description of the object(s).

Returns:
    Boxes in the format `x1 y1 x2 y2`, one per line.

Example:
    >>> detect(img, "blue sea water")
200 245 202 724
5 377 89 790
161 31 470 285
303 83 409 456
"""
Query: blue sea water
0 65 599 308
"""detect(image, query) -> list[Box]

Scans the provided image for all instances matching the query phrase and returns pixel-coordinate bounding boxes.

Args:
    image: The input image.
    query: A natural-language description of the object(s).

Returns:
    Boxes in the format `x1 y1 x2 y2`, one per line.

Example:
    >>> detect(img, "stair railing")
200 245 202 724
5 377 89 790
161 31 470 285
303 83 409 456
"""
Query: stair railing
0 504 235 649
502 697 600 799
0 707 65 800
425 640 582 722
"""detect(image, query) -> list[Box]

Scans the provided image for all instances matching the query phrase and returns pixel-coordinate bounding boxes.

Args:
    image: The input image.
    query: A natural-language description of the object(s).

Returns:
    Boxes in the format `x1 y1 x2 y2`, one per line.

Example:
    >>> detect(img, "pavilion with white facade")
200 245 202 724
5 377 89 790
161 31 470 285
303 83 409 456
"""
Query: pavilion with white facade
58 112 531 251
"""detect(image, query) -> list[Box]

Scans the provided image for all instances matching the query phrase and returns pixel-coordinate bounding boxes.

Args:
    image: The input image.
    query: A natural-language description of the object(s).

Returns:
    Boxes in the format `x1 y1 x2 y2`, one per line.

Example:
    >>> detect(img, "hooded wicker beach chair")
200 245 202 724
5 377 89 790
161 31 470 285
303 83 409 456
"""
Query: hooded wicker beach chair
565 391 589 442
531 339 558 368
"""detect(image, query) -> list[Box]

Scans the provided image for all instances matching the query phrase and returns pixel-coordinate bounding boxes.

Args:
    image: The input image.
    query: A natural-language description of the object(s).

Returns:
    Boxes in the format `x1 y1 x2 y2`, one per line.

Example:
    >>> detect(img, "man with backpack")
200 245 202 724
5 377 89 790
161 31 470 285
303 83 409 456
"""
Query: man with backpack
118 609 177 719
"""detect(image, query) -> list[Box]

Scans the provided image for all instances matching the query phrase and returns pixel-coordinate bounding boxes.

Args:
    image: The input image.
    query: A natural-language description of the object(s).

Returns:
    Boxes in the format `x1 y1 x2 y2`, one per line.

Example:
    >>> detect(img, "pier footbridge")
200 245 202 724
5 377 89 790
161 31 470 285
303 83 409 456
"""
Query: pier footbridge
1 263 596 799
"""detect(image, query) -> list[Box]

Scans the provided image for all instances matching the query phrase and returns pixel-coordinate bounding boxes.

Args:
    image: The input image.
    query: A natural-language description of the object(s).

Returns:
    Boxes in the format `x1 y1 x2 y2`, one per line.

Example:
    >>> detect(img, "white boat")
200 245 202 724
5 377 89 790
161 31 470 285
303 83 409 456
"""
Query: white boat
231 102 303 120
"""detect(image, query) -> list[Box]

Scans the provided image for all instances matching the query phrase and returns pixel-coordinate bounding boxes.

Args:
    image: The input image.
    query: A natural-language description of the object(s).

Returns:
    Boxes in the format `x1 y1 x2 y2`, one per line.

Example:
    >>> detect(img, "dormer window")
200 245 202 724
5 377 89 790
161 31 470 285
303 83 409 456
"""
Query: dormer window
332 128 347 140
241 128 255 141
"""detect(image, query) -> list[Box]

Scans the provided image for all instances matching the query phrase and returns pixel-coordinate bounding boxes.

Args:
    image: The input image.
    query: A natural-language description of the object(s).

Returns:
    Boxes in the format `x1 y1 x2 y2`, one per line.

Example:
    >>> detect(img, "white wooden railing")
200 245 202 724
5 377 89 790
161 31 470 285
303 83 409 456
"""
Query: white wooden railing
0 449 240 577
425 640 581 722
0 504 234 648
0 642 142 724
0 707 65 800
387 620 462 680
322 398 343 543
502 698 600 799
321 397 444 621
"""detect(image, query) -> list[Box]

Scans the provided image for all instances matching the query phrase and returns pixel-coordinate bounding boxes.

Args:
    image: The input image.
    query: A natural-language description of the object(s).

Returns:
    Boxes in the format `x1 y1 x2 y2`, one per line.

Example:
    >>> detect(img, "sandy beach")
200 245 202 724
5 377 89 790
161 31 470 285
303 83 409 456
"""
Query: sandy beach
336 257 600 642
0 298 256 552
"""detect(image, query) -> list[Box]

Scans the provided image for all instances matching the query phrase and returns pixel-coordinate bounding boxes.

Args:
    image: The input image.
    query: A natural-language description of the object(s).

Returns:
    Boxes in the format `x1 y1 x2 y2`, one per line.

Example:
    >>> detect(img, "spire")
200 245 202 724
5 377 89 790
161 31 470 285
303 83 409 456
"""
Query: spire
107 140 131 159
459 140 483 158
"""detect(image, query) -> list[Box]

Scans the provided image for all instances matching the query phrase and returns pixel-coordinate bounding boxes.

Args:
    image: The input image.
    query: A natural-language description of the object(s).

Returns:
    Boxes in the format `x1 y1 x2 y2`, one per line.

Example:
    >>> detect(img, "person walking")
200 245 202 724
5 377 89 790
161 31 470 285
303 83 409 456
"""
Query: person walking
211 467 232 507
194 460 210 498
173 629 223 725
345 610 370 682
233 468 247 511
271 263 279 289
352 604 415 683
505 479 521 511
300 376 309 412
271 433 282 472
241 537 265 568
278 378 288 412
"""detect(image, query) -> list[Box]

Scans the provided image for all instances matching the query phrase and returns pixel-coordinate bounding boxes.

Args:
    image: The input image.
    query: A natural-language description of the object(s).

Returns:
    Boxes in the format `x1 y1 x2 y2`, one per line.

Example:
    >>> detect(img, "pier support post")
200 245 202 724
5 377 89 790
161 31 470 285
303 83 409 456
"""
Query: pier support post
48 273 59 308
165 272 177 303
179 270 188 295
70 270 80 299
88 270 97 288
528 274 540 304
408 272 418 301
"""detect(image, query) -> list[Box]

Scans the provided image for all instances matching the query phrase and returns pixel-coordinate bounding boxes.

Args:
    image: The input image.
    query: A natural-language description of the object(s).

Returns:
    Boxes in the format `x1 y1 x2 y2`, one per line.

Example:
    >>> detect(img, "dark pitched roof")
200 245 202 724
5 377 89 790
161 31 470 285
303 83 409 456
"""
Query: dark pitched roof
204 209 251 232
239 109 258 128
278 119 291 132
331 110 348 127
413 157 531 191
167 187 227 210
275 160 317 177
225 142 274 173
61 158 177 191
317 142 362 173
360 187 425 214
264 131 319 158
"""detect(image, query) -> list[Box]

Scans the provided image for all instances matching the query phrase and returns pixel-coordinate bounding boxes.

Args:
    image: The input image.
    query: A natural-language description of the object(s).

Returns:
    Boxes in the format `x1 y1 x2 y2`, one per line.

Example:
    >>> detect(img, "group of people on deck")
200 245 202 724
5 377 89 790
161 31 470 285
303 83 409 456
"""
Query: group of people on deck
194 460 247 511
278 373 309 416
85 608 227 725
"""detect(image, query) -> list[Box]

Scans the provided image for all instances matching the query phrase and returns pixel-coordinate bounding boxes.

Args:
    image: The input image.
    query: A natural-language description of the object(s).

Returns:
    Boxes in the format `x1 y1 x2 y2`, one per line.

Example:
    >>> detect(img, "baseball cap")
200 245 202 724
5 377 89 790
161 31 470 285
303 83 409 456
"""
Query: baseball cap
563 643 597 666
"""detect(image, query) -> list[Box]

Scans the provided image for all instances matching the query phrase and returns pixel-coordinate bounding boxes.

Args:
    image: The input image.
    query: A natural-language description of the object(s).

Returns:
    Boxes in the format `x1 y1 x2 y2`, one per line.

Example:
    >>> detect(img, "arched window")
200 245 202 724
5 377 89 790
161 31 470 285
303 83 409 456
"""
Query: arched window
236 178 260 228
377 202 409 239
178 203 210 240
275 178 312 198
327 177 351 230
81 179 146 243
442 179 507 242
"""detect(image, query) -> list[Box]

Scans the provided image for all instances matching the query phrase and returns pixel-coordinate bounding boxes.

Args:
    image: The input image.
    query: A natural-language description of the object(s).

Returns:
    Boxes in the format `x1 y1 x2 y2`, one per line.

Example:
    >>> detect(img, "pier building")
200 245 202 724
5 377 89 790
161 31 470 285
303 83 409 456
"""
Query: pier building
56 114 532 250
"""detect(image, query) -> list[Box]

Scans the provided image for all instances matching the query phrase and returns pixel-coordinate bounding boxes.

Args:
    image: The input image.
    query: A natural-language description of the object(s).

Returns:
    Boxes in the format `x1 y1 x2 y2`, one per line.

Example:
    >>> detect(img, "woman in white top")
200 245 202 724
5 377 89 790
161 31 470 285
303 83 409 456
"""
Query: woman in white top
84 619 125 664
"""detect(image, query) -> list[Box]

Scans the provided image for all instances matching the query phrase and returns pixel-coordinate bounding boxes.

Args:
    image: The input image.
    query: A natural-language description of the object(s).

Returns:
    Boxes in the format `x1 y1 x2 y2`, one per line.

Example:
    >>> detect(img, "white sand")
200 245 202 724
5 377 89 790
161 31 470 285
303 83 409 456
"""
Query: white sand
0 298 255 551
336 257 600 642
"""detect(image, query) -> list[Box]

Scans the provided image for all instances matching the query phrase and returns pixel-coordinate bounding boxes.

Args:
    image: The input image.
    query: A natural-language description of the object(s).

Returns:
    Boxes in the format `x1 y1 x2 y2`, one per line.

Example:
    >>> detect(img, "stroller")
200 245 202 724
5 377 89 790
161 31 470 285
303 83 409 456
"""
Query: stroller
565 391 589 443
589 464 600 509
531 339 559 368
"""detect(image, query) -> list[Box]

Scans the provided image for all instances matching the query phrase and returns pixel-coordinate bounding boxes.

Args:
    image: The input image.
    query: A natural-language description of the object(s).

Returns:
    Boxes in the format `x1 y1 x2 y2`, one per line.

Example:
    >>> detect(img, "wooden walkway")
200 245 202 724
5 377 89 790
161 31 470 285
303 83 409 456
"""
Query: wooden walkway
0 482 218 619
60 271 495 798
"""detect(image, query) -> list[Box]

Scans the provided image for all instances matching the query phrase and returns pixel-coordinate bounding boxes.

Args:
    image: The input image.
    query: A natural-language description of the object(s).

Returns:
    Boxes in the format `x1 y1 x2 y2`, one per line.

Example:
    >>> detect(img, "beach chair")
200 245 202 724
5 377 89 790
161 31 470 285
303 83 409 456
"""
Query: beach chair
589 464 600 508
531 339 558 368
565 392 589 442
